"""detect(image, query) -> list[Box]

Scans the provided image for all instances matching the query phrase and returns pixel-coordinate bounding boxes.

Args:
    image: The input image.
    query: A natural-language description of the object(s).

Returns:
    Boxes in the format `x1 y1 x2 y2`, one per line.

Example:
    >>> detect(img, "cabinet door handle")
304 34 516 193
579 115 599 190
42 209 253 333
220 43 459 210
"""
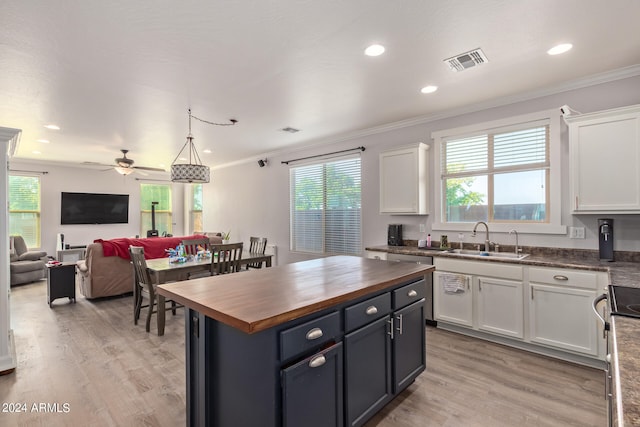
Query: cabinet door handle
305 328 323 341
308 354 326 368
553 275 569 281
365 305 378 315
407 289 418 298
387 318 394 339
396 314 403 335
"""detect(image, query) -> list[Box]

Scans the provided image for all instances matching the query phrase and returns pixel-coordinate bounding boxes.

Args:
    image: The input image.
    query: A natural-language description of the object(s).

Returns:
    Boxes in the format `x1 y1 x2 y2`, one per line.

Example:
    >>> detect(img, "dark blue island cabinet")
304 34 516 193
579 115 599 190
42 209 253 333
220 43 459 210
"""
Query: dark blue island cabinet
158 256 433 427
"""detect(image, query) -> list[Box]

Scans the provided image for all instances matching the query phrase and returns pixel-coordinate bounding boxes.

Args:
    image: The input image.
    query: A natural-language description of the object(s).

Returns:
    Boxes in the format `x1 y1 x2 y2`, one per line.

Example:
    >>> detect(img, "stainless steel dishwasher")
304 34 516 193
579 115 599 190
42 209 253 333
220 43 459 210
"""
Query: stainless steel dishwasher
386 253 434 324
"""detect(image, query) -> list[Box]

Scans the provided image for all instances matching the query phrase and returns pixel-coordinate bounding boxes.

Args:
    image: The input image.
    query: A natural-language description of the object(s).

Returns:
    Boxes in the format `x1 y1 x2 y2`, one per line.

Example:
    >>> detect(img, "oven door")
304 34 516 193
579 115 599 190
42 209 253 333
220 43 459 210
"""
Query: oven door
593 293 612 427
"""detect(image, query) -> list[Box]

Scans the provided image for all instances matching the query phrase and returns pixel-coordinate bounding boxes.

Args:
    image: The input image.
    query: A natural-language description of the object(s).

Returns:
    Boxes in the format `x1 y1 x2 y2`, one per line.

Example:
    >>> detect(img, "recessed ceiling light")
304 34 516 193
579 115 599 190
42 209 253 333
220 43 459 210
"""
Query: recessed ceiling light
281 127 300 133
364 44 385 57
420 85 438 94
202 149 212 154
37 139 50 143
32 150 41 154
44 124 60 130
547 43 573 55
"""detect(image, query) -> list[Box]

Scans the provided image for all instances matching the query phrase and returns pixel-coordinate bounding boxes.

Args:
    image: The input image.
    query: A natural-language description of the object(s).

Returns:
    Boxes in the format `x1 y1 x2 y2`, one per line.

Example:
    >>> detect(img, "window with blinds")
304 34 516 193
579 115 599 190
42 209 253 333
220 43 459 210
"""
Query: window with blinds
140 184 172 236
290 156 362 255
190 184 203 233
9 175 41 248
441 123 549 223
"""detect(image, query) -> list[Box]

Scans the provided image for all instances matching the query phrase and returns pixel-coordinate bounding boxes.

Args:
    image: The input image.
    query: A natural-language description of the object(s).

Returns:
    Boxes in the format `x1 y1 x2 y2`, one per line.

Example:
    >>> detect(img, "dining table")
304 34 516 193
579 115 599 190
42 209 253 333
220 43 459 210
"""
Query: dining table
144 251 273 335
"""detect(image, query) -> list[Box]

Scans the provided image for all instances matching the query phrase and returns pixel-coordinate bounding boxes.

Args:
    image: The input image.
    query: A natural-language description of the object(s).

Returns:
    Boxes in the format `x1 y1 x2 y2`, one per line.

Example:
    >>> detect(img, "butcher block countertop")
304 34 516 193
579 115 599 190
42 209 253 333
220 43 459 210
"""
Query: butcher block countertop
157 255 434 334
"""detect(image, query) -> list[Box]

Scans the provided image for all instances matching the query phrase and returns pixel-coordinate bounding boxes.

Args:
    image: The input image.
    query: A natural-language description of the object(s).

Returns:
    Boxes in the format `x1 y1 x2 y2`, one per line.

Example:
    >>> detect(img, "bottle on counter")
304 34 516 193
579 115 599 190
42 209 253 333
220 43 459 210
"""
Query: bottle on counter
426 234 431 248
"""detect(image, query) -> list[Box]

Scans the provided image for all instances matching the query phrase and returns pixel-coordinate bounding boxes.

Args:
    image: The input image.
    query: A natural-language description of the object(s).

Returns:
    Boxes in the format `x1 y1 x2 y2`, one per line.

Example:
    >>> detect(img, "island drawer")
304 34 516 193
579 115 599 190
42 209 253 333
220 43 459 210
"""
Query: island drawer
280 311 341 362
393 279 426 310
345 292 391 333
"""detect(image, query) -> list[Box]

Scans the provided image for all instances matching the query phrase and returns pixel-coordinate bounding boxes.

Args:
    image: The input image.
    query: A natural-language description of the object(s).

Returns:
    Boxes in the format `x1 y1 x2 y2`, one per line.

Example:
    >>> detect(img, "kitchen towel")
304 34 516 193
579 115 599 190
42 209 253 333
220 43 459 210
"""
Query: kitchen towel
442 273 466 294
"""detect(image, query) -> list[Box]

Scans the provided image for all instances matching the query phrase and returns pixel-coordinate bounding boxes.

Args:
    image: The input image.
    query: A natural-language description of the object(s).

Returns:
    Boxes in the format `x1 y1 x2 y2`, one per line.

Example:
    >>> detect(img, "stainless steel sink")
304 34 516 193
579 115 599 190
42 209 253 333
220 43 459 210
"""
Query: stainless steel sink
449 249 529 260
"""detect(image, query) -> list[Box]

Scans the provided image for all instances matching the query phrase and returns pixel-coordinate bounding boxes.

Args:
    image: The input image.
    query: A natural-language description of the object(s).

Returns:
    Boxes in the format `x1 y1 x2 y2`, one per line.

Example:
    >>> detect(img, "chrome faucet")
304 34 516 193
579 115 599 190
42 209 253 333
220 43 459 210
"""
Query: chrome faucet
509 229 519 255
472 221 490 252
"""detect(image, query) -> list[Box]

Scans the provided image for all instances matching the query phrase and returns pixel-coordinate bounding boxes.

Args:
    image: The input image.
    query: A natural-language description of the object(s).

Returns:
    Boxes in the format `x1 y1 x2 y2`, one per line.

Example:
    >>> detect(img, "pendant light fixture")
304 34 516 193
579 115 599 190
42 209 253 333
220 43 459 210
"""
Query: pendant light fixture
171 109 237 183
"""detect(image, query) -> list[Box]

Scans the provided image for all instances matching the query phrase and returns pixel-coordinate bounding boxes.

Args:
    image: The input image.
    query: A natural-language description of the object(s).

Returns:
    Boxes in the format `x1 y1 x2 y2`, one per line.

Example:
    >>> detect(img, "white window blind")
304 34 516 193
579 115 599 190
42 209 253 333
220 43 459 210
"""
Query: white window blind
441 123 549 223
290 156 362 255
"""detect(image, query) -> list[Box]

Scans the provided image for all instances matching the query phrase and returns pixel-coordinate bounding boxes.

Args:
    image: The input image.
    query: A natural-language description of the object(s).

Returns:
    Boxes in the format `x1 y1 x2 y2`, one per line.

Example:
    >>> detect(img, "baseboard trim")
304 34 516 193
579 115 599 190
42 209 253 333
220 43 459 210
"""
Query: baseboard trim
437 322 605 370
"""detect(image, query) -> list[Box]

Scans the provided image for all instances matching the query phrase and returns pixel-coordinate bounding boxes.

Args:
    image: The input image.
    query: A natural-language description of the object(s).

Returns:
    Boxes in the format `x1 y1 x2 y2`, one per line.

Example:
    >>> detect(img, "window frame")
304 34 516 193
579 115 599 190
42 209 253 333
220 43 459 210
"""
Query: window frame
8 174 42 248
289 154 362 256
432 109 566 235
139 183 173 237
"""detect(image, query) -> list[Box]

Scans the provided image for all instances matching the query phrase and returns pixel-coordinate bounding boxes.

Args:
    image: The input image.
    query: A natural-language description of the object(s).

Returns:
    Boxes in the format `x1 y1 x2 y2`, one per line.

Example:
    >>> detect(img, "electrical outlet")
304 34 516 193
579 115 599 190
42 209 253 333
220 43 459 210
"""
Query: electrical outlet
419 223 426 233
569 226 586 239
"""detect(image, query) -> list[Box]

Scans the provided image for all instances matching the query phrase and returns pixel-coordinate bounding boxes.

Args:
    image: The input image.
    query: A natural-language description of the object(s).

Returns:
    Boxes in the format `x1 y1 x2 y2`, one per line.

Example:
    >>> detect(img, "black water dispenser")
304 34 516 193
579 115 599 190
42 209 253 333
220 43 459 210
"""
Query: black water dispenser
598 218 614 262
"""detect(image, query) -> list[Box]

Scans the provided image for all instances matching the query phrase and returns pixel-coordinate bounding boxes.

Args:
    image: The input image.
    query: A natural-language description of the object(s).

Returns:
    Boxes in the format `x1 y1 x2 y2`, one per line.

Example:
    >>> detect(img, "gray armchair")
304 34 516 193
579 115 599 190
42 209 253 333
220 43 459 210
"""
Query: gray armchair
10 235 47 286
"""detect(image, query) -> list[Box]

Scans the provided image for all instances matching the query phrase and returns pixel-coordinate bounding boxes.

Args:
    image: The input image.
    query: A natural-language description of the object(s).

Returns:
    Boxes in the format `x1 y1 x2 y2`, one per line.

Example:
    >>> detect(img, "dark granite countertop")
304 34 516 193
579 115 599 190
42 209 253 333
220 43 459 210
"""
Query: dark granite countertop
611 316 640 427
365 243 640 288
366 243 640 425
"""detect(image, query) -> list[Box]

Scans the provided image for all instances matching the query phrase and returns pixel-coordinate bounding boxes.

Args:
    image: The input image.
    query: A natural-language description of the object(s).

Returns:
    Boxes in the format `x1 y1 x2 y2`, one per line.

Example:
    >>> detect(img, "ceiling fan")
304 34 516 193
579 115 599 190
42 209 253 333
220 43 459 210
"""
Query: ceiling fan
110 149 165 176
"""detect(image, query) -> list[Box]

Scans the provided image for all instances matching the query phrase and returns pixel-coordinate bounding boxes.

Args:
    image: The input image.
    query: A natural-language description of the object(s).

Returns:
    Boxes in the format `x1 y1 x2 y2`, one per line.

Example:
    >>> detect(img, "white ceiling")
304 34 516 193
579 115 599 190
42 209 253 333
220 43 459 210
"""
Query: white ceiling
2 0 640 172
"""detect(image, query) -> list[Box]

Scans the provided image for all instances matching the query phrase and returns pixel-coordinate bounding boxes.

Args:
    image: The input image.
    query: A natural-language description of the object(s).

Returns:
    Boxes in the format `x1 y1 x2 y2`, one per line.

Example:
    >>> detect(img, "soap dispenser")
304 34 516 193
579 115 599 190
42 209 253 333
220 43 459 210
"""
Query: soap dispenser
598 218 614 262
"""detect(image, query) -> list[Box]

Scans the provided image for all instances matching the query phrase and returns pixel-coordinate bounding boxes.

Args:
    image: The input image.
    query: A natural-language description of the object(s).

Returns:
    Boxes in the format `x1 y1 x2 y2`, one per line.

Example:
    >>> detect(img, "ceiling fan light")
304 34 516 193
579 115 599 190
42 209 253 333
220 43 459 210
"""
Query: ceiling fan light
115 166 134 175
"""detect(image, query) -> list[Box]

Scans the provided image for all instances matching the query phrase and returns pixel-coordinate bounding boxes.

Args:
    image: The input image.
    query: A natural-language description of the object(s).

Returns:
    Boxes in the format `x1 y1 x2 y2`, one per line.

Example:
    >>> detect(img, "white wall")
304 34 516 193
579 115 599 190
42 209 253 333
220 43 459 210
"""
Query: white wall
7 161 187 256
204 75 640 265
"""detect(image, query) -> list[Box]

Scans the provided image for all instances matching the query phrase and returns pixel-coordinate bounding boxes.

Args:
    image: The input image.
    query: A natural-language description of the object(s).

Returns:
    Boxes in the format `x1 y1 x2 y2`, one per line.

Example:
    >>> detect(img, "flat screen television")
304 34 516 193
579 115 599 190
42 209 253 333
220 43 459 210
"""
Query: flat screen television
61 192 129 225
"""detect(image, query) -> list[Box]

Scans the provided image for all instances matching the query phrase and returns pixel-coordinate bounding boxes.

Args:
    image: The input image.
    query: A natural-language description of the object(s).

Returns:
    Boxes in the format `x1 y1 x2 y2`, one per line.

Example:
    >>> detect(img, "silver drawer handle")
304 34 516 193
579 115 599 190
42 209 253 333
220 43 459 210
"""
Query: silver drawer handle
407 290 418 298
305 328 323 340
308 354 326 368
365 306 378 315
553 275 569 281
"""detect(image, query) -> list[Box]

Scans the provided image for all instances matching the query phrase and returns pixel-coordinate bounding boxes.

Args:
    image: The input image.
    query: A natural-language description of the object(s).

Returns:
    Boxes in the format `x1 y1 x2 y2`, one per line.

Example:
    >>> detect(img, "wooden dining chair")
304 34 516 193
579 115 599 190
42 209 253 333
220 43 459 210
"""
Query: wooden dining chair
130 246 180 334
182 237 211 256
181 237 213 279
246 237 268 270
211 242 243 275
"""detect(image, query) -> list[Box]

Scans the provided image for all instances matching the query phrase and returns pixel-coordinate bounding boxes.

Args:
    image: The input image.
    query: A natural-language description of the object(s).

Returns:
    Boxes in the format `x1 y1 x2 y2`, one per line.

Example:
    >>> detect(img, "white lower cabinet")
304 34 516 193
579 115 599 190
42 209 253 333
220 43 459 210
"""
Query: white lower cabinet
528 267 603 357
365 250 387 260
434 258 607 363
434 258 524 340
433 271 473 327
477 277 524 339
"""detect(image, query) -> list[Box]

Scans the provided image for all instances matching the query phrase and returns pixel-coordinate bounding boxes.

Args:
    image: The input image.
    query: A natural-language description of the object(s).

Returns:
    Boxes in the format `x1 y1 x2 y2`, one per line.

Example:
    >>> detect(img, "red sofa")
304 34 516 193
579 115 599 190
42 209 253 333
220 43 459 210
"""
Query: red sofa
76 235 216 299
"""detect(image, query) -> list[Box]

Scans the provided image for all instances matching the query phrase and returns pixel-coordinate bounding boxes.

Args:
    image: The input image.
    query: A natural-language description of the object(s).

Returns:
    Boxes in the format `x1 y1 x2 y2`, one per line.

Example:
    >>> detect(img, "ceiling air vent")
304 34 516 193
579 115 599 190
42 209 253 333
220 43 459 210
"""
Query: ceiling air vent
444 48 488 72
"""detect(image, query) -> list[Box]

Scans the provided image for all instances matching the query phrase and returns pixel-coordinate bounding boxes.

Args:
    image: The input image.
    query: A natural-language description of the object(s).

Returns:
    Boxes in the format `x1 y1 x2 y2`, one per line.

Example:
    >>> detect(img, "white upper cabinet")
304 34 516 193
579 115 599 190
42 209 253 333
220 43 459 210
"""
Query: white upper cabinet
379 143 429 214
568 104 640 213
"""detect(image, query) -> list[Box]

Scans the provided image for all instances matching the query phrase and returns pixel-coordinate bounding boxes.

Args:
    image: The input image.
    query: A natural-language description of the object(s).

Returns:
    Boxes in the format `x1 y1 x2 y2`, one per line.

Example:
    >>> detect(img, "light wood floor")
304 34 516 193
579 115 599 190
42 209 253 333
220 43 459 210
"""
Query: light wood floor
0 280 605 426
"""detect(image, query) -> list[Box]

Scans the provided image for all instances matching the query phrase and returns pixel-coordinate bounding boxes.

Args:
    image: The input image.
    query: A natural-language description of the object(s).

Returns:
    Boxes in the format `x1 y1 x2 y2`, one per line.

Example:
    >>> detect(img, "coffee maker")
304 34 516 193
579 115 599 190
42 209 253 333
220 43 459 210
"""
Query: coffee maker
598 218 614 262
388 224 403 246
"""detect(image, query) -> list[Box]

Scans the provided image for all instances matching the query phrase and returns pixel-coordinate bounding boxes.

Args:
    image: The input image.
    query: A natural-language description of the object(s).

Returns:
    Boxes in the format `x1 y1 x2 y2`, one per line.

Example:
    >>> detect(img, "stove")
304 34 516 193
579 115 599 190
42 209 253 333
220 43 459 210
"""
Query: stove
609 285 640 318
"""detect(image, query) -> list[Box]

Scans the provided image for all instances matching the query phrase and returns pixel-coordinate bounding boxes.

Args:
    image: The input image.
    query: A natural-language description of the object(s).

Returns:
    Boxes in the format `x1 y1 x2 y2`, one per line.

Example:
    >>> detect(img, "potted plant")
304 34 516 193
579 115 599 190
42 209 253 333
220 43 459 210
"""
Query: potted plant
222 230 231 244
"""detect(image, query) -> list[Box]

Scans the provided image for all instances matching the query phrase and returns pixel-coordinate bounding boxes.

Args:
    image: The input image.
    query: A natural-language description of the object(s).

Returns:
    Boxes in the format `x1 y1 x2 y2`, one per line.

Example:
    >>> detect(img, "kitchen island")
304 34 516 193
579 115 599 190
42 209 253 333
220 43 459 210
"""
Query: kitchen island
157 255 434 427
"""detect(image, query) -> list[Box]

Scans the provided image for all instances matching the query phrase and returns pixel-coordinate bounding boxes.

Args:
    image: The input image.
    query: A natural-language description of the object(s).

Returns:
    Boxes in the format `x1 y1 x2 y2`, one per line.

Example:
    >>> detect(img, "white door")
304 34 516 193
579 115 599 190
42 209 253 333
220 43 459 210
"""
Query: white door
434 271 473 327
477 277 524 339
529 283 598 356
